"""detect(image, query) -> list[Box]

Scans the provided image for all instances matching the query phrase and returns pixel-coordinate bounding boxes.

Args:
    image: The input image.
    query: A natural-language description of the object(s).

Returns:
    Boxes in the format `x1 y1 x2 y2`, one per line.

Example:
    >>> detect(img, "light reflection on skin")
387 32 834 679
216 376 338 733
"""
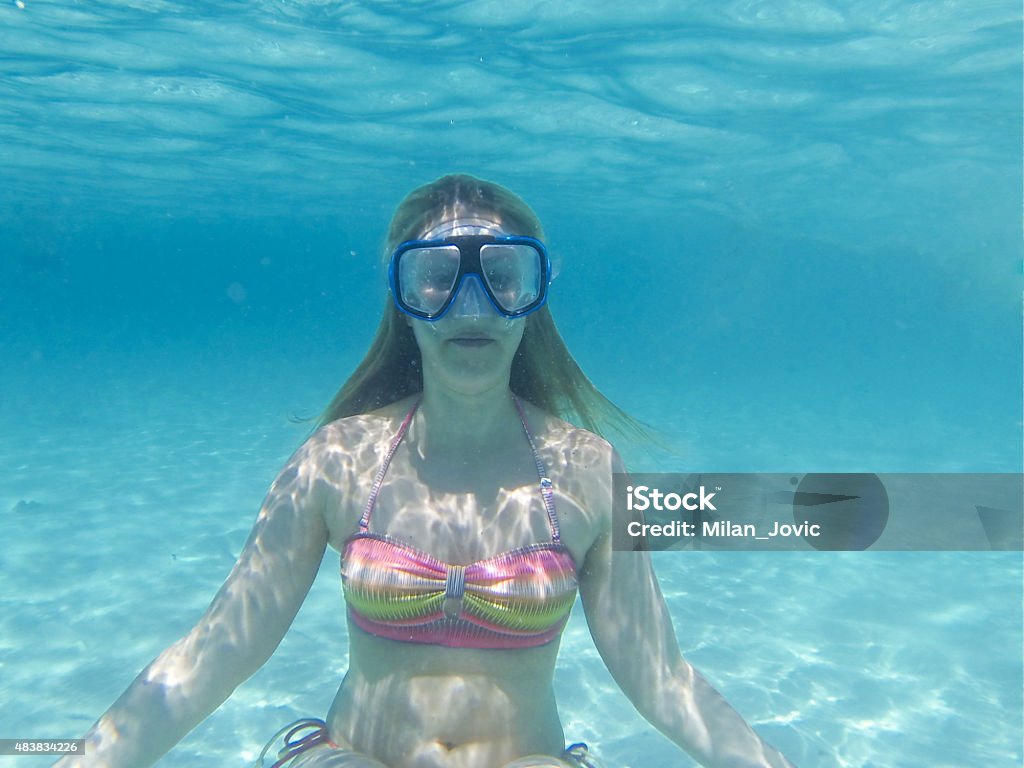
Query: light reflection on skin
315 403 611 768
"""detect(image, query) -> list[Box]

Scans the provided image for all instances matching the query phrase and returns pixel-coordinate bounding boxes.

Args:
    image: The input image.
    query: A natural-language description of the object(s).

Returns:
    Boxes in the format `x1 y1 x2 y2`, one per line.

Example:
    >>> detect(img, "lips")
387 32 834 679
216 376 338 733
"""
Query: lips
450 337 494 347
447 330 495 347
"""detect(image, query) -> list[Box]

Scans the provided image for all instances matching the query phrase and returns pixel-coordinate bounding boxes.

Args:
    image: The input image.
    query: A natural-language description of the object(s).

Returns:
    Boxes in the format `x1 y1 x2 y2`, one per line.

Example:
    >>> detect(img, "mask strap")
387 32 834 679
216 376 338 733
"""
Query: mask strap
422 218 505 239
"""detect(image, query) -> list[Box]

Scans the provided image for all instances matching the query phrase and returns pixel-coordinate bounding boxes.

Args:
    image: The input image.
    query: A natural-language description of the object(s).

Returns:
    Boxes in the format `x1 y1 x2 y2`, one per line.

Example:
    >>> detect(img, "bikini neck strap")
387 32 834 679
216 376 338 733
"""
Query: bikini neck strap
357 395 560 542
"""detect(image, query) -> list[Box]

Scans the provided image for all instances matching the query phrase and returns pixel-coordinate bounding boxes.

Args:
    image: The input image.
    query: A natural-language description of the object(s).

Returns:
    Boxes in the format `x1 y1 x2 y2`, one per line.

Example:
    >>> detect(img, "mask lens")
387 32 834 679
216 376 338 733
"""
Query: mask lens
398 245 460 316
479 243 543 314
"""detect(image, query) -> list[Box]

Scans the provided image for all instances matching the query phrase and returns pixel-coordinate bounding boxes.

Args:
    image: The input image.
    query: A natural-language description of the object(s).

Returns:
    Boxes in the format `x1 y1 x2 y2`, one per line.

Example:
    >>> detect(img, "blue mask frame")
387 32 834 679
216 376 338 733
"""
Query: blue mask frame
388 234 551 320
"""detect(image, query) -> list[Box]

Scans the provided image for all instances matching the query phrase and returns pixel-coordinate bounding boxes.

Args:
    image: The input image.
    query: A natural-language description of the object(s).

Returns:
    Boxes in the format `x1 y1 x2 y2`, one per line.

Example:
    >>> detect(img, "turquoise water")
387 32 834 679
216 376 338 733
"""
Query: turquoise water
1 1 1021 766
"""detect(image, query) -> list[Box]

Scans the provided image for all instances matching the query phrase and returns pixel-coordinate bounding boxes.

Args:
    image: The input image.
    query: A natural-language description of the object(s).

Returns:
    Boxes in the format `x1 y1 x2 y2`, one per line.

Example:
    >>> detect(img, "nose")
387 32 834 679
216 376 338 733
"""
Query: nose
448 274 495 319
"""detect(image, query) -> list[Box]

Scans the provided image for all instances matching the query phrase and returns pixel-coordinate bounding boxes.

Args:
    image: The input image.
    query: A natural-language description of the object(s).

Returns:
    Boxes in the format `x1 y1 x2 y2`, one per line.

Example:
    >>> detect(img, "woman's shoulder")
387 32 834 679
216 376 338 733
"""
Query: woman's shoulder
289 398 421 544
522 401 618 475
290 396 418 482
313 396 418 443
522 403 620 549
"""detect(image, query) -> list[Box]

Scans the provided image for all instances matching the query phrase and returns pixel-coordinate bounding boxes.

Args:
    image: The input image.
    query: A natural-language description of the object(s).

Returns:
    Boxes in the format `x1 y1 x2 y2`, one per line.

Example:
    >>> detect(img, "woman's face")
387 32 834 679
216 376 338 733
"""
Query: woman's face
404 217 528 397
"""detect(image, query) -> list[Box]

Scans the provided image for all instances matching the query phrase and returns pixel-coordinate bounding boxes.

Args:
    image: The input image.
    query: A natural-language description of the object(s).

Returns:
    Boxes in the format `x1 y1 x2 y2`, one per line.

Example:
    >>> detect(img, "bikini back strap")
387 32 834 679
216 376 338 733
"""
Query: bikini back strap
358 398 421 531
513 395 561 543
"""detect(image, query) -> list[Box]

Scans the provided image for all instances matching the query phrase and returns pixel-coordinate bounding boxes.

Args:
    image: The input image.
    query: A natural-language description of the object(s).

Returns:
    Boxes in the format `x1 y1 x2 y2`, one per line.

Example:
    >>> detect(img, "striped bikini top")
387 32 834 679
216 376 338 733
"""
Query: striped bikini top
341 397 578 649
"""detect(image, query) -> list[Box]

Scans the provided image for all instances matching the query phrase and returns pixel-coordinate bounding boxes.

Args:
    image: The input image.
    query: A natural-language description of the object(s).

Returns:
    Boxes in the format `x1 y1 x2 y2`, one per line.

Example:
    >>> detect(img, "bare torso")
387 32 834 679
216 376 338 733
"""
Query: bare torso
313 398 609 767
328 628 565 767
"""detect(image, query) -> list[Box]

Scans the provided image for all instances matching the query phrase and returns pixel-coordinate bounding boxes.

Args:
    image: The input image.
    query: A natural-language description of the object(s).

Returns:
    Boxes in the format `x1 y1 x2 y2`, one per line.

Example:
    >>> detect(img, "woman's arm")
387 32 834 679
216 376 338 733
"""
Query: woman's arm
577 454 795 768
56 435 332 768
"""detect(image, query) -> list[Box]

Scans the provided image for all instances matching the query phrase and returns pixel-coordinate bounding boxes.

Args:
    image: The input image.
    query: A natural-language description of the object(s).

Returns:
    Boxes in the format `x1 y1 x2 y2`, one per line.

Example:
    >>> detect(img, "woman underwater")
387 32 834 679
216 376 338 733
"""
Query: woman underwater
58 175 795 768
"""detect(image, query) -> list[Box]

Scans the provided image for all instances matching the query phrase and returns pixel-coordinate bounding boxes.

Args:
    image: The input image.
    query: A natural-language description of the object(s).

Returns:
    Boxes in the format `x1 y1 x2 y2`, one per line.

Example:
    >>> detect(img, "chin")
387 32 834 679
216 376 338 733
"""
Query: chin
443 374 509 397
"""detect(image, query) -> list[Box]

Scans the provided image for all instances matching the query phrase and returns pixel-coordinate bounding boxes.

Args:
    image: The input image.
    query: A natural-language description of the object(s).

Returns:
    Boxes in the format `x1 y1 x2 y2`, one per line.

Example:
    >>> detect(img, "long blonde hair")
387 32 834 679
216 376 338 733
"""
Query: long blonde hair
318 174 645 441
